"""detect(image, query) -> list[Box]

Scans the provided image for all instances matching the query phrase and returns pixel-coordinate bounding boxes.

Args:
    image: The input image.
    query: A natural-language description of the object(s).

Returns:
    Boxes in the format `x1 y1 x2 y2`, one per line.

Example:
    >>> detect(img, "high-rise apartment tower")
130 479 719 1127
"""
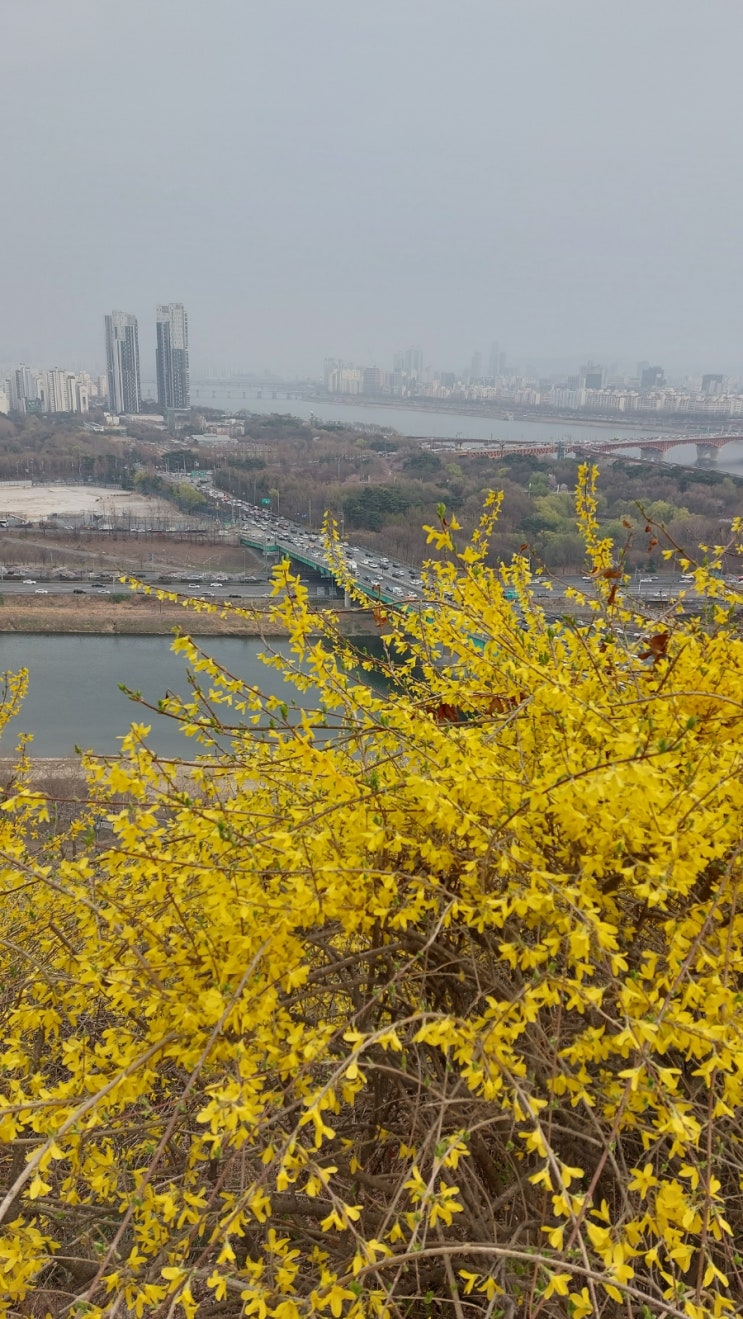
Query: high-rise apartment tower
156 303 190 411
393 347 423 380
104 311 141 414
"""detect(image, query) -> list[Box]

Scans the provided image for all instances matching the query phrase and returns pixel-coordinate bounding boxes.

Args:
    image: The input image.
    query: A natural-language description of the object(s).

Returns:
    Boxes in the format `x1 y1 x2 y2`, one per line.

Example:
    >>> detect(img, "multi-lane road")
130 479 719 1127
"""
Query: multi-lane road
4 479 736 609
204 483 424 603
197 483 734 608
0 577 278 600
0 573 724 607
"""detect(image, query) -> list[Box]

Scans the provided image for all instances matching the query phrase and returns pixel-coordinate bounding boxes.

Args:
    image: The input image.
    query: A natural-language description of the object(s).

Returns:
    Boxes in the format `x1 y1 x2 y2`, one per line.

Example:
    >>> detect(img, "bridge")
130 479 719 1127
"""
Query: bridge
239 532 405 607
455 433 743 465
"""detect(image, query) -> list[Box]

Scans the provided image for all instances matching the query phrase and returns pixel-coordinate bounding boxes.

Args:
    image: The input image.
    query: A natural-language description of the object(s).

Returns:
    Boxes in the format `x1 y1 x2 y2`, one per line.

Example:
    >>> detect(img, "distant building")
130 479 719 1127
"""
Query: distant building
4 364 90 416
44 369 88 414
363 366 384 394
701 373 724 395
165 408 191 431
156 303 190 413
470 351 483 382
640 365 665 391
326 365 363 395
583 363 604 390
105 311 141 414
7 365 37 413
0 385 9 415
323 358 345 389
488 341 500 379
393 347 424 381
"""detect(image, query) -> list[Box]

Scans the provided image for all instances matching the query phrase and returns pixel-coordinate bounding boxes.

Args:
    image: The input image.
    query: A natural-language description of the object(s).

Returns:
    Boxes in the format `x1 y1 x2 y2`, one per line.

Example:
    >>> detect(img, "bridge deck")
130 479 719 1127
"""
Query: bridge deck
240 535 401 605
451 432 740 461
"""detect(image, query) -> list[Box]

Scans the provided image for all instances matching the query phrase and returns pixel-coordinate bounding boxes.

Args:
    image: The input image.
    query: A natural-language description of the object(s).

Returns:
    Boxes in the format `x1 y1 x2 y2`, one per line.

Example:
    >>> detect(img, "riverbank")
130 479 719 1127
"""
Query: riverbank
0 593 383 637
0 757 91 794
0 593 290 636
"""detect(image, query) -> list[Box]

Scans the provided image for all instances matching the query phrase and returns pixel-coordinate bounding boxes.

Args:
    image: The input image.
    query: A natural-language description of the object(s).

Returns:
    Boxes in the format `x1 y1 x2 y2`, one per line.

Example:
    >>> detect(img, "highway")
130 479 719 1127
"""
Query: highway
0 577 312 601
204 483 424 605
195 483 734 609
3 479 736 609
0 574 721 607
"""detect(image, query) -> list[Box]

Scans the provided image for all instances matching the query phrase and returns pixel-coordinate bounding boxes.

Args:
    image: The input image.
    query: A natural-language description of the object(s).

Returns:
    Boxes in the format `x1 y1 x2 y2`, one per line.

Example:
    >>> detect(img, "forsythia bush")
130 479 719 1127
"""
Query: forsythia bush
0 469 742 1318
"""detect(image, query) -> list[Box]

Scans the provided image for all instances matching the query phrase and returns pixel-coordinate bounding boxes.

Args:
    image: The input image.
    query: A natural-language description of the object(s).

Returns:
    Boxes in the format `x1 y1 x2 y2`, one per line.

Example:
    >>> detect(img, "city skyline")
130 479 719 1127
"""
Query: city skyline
2 339 738 391
5 331 743 424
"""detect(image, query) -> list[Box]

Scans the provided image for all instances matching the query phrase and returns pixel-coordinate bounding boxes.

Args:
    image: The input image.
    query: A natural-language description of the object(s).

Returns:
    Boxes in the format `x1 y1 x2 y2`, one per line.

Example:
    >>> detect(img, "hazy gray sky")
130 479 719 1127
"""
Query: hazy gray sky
2 0 743 377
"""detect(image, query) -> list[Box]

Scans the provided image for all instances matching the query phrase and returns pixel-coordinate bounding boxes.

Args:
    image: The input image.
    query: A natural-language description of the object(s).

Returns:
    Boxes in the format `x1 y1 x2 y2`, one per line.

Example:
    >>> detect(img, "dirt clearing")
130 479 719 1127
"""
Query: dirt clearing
0 483 177 522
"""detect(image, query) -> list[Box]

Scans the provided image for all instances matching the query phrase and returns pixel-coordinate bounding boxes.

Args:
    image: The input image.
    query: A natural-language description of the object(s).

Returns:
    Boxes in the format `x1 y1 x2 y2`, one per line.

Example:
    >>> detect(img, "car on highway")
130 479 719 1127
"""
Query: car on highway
23 579 36 585
34 588 48 595
188 583 200 589
639 577 655 584
73 589 86 595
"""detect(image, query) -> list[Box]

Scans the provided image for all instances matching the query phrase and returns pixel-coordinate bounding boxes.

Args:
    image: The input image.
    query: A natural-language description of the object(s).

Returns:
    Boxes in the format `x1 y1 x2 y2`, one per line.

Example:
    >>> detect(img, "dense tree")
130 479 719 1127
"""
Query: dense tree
343 485 412 530
0 471 742 1315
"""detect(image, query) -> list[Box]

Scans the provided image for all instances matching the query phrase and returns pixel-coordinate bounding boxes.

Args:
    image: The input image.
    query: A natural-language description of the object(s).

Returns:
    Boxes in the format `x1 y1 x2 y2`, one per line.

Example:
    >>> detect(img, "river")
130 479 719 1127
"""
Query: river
0 635 318 758
182 385 743 475
187 385 658 445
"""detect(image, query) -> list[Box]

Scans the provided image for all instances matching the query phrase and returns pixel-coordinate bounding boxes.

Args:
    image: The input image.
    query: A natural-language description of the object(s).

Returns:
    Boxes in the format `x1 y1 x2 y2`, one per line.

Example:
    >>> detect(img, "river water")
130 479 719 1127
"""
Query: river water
189 385 657 445
0 635 316 758
185 384 743 475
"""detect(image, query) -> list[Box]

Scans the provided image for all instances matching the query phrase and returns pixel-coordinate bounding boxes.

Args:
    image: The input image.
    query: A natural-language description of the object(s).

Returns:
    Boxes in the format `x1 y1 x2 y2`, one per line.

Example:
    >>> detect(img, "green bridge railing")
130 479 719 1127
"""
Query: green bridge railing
240 536 400 607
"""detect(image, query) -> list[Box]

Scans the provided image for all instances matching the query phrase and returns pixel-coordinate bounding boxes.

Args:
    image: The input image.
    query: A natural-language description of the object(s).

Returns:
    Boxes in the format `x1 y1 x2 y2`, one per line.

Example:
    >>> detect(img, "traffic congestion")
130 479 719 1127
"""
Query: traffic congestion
1 478 736 610
195 482 734 609
199 481 424 602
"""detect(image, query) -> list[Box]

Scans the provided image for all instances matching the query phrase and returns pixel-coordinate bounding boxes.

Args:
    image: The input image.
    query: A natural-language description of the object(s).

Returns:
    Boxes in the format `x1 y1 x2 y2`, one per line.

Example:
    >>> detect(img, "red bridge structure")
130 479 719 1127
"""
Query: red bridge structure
454 433 742 465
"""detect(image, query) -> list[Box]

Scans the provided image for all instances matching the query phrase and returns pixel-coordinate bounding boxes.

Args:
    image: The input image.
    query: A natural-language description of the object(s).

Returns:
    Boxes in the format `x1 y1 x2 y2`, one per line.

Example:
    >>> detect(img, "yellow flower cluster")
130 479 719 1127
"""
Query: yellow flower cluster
0 468 740 1317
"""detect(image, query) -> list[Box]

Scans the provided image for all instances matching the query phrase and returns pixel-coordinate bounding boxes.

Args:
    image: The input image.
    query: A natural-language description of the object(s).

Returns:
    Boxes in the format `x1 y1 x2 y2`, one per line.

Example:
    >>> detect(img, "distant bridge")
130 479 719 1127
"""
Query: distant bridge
455 433 743 464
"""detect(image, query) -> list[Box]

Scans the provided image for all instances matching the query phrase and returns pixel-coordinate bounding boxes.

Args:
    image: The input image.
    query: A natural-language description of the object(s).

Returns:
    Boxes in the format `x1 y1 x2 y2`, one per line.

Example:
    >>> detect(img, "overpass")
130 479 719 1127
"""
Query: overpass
239 532 404 607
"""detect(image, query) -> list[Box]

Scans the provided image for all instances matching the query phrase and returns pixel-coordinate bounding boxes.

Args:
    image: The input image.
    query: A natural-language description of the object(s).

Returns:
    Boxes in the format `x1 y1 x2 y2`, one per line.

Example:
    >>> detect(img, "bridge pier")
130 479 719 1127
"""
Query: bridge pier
695 442 719 465
638 445 665 462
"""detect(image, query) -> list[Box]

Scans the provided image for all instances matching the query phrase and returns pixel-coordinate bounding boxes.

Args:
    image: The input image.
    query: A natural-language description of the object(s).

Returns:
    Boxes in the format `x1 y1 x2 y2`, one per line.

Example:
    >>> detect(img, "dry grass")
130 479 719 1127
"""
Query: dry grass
0 529 262 574
0 592 287 635
0 592 379 637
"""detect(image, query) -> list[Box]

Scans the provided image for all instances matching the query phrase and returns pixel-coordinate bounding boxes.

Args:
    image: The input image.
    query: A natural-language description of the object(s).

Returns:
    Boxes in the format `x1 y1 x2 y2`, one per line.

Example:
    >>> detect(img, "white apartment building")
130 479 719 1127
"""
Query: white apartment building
3 365 90 415
326 365 363 394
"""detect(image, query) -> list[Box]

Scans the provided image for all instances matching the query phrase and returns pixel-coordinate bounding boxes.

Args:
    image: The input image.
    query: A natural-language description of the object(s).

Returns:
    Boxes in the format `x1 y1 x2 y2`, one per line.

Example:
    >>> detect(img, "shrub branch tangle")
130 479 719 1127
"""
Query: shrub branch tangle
0 467 742 1318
